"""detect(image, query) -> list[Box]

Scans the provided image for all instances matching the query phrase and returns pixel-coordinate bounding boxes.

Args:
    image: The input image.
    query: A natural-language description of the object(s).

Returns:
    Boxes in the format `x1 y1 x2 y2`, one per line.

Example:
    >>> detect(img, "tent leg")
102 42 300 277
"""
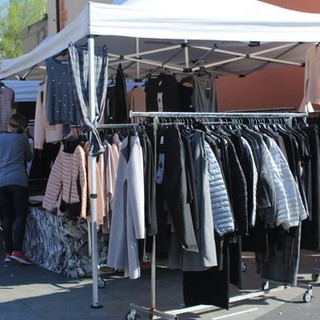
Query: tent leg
88 34 102 309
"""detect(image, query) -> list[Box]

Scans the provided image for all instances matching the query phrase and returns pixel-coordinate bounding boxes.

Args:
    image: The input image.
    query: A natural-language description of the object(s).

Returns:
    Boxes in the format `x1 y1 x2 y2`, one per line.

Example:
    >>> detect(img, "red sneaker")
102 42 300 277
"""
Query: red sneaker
10 251 32 265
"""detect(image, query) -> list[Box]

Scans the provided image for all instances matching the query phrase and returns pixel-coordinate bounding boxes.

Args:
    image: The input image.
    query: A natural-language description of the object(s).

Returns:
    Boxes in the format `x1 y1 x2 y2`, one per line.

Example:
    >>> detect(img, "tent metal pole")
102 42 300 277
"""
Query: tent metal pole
192 44 303 67
248 55 302 66
200 56 245 69
88 34 101 308
123 44 182 57
136 37 140 80
150 116 158 314
250 42 301 56
110 55 185 72
184 40 189 70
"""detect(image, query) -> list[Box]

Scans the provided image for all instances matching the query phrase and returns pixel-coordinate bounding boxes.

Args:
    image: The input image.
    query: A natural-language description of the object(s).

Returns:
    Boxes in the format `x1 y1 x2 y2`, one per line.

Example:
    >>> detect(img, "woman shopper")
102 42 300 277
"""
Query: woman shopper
0 113 33 264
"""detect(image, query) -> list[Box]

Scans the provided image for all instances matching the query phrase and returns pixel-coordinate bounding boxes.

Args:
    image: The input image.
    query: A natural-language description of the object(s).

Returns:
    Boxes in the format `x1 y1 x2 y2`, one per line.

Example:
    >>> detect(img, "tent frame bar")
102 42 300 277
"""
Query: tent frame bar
107 40 305 79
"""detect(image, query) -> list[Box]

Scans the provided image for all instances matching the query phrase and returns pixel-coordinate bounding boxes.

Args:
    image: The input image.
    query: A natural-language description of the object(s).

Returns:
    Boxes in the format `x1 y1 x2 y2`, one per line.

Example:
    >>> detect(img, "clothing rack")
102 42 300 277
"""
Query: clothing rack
97 123 141 129
126 110 311 320
128 111 307 128
129 110 306 119
85 121 144 306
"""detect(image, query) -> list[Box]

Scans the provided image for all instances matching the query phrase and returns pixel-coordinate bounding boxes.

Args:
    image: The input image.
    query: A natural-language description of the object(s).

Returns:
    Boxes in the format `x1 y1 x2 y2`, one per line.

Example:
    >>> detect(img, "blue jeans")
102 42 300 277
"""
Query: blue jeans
0 185 29 253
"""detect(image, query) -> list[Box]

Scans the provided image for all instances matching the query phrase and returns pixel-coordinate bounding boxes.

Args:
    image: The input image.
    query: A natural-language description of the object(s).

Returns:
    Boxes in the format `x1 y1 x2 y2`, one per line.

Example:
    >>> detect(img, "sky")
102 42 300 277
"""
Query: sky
112 0 127 4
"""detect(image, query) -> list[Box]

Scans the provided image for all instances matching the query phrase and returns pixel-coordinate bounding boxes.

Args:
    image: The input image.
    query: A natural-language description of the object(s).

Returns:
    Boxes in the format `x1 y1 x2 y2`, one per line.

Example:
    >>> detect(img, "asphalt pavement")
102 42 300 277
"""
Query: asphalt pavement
1 240 320 320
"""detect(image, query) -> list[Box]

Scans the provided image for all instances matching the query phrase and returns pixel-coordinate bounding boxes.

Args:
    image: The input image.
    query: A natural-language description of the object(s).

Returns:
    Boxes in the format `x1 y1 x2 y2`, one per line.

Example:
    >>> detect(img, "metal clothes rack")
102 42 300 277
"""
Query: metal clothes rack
97 123 141 129
91 122 143 285
126 110 311 320
129 110 307 121
83 119 143 307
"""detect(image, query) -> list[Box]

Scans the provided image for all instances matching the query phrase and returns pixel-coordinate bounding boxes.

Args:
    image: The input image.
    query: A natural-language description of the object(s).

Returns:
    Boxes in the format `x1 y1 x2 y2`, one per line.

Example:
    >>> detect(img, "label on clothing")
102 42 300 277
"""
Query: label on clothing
155 153 165 184
157 92 163 112
205 86 211 99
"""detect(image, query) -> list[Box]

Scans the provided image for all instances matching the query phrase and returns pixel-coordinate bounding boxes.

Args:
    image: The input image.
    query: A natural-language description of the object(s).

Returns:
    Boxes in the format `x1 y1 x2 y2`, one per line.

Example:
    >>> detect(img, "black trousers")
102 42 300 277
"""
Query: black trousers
0 185 29 253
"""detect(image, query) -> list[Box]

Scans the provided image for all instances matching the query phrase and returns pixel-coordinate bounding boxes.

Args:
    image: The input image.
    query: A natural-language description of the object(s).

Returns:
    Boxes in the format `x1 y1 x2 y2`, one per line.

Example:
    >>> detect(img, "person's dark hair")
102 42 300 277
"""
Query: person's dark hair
8 113 27 133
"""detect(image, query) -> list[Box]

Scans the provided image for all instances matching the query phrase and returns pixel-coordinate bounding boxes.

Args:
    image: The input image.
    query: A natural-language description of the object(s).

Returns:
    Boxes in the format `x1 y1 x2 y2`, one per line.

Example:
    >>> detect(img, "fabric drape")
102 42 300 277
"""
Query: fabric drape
68 44 108 156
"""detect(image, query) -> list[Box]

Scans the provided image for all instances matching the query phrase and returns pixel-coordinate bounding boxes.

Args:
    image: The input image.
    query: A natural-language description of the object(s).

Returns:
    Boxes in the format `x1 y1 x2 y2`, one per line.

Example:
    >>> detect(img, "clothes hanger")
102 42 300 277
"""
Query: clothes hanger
53 48 69 61
0 79 7 88
195 63 211 78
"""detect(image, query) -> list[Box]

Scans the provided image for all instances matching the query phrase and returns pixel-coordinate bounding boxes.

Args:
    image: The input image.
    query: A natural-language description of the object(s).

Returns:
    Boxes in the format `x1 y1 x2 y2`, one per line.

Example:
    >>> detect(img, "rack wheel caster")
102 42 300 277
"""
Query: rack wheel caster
312 273 319 282
261 281 269 291
125 308 137 320
77 267 86 278
303 289 313 303
98 277 106 288
241 262 247 272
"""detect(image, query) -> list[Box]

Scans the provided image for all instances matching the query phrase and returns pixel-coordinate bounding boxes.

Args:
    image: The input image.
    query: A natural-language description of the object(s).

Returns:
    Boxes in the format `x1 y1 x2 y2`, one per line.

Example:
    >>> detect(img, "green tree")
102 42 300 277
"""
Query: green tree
0 0 47 59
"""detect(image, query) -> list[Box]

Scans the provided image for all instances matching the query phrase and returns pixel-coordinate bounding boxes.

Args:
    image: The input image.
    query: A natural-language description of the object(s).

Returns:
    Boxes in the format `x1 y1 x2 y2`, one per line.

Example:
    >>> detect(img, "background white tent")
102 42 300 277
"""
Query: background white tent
3 80 40 102
1 0 320 80
1 0 320 311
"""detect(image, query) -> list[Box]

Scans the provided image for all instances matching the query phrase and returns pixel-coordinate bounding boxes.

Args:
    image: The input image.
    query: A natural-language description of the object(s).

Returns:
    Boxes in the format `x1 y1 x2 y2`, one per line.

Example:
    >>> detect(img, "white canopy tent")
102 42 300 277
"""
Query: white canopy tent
1 0 320 80
1 0 320 312
2 80 40 102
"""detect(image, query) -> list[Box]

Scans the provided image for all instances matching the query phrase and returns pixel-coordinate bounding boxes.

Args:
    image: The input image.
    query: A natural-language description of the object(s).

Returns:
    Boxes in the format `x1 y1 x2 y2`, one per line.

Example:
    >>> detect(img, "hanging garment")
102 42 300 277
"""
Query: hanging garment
45 56 79 125
0 85 14 131
155 125 198 259
42 138 87 219
183 232 242 310
179 77 194 112
191 73 218 112
265 135 307 228
196 120 307 287
222 129 258 229
212 129 249 236
107 134 145 279
29 142 60 181
180 130 217 271
102 139 120 233
240 136 258 227
138 130 157 237
301 124 320 250
68 44 109 156
275 124 310 216
127 86 146 113
259 225 301 286
204 140 234 237
113 63 129 123
33 82 63 150
300 45 320 111
86 151 106 226
145 74 181 112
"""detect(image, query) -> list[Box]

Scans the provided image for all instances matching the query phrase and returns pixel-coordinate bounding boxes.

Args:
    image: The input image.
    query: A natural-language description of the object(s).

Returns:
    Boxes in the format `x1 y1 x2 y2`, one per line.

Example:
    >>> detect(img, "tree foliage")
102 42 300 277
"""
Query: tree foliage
0 0 47 59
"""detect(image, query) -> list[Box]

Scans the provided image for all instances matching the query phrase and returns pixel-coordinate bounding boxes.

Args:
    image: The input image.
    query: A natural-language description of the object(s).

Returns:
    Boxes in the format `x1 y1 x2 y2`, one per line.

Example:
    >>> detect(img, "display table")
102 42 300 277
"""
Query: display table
24 207 107 277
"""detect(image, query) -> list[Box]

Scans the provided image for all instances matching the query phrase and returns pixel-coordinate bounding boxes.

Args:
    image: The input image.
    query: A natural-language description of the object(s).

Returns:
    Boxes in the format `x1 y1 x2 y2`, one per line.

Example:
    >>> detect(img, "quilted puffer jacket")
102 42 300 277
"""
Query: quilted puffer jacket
260 136 307 229
204 141 235 236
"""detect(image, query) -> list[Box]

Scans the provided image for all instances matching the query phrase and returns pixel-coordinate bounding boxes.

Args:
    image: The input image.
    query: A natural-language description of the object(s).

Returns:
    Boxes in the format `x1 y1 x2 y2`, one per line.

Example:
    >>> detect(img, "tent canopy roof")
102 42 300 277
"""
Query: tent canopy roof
1 0 319 80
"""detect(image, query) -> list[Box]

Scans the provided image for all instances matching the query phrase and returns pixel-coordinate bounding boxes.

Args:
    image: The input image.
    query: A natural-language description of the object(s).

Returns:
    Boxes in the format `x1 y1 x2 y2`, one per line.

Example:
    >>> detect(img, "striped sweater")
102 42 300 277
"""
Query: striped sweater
42 143 87 219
